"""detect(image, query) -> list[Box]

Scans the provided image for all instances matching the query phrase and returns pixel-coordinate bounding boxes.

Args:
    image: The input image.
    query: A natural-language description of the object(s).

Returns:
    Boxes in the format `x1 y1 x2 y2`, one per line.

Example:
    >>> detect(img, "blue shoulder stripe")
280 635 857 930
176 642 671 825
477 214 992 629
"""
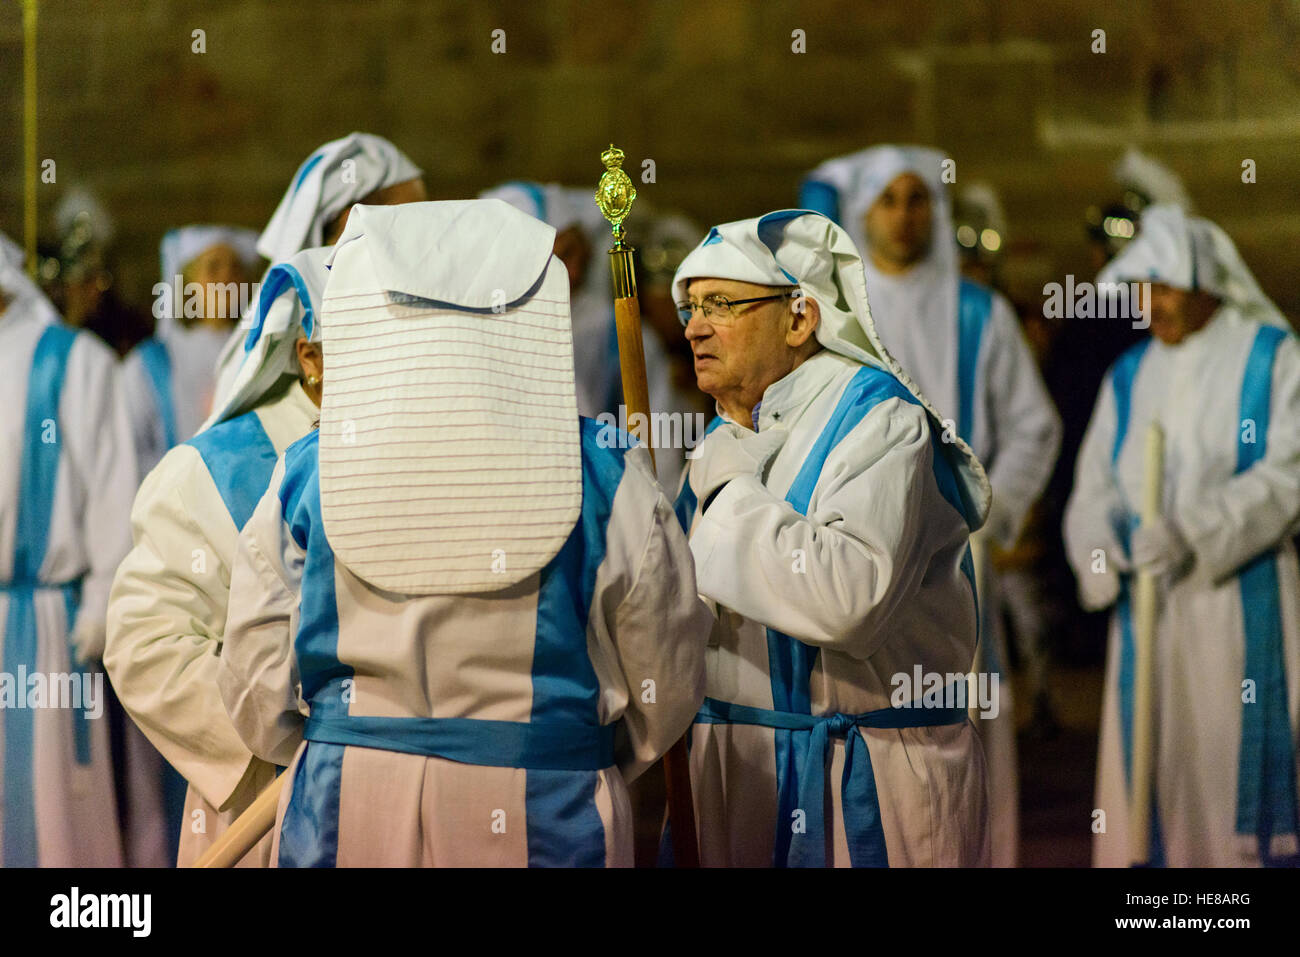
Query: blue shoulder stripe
185 410 279 531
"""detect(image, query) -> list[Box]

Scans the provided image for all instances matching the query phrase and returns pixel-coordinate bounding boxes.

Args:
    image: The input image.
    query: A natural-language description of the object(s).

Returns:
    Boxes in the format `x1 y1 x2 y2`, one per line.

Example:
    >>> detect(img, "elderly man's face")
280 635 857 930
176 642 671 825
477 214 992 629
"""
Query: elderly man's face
1146 282 1220 345
683 278 818 426
864 172 933 272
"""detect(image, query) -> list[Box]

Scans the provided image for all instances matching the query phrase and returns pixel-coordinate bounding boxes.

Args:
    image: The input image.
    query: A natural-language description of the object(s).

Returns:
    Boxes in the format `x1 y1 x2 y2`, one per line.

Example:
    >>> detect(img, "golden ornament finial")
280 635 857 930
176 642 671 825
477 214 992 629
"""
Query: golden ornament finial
595 143 637 246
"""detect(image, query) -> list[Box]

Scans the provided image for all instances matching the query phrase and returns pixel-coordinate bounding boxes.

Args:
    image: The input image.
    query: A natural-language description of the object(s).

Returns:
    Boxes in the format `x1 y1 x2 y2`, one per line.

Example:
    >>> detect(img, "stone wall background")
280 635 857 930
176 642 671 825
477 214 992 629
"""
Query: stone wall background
2 0 1298 314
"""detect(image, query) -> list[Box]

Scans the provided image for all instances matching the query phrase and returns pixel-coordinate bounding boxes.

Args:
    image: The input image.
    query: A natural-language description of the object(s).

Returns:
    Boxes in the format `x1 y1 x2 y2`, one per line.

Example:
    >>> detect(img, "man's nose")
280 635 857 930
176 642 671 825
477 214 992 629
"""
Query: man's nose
684 312 714 341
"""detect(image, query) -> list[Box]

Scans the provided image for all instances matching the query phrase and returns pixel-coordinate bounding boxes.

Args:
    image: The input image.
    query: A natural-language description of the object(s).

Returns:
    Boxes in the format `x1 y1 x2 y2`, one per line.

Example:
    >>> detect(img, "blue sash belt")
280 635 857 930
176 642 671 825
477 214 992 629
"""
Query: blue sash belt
696 695 968 867
303 714 617 772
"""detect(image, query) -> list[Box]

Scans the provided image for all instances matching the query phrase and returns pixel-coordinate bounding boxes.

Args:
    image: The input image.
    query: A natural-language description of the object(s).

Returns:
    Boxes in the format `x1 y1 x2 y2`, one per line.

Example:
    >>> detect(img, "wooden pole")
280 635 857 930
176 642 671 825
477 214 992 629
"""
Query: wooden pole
22 0 38 279
192 775 282 868
967 530 989 724
1129 422 1164 866
598 145 699 867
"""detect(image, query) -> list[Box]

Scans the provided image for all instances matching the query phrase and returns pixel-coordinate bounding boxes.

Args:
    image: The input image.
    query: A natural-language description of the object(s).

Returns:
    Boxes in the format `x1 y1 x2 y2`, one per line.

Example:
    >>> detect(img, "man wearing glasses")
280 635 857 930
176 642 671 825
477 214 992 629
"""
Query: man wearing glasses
671 210 992 867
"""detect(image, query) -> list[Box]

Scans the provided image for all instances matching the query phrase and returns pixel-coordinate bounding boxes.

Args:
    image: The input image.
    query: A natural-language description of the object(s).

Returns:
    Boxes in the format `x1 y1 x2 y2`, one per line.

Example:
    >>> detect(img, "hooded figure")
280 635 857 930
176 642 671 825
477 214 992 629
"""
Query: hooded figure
0 231 134 866
216 199 711 866
671 209 991 867
801 146 1063 865
210 133 424 413
122 225 261 480
105 245 329 866
1065 205 1300 867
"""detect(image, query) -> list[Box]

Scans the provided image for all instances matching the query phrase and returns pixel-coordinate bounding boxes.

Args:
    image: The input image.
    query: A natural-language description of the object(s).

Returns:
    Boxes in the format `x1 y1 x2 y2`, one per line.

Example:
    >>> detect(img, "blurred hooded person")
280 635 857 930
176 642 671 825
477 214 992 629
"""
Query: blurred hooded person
105 244 329 866
211 132 425 410
671 210 991 867
1064 205 1300 867
123 226 262 479
801 146 1063 865
216 199 711 866
0 231 134 866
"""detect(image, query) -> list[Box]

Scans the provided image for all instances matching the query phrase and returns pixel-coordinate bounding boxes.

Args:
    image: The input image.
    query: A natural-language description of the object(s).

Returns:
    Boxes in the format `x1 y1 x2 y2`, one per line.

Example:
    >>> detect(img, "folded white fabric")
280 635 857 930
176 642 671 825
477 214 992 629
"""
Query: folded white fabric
201 245 330 430
257 132 422 263
320 199 582 595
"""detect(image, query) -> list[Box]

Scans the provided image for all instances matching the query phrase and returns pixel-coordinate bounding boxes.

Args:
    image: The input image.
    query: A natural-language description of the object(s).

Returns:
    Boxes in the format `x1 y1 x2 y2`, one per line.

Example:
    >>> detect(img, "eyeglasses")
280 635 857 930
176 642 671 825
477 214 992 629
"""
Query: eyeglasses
676 291 798 327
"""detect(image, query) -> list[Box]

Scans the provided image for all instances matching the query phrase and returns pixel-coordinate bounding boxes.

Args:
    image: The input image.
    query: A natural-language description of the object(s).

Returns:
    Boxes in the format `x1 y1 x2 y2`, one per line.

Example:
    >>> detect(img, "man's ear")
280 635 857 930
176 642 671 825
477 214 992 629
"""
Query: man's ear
786 294 820 348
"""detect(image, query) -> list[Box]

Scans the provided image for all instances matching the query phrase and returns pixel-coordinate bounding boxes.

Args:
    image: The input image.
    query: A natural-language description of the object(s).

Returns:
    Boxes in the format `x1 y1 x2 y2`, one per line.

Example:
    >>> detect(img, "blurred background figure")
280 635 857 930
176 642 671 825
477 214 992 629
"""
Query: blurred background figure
1064 205 1300 867
1085 148 1193 274
0 231 135 867
954 181 1063 739
113 224 261 867
801 144 1064 867
124 226 262 479
37 188 151 357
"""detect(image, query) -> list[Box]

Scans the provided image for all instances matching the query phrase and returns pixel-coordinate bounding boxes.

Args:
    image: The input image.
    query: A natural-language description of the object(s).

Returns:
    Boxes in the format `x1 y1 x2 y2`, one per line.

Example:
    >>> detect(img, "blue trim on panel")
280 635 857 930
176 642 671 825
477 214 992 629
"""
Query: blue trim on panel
292 151 326 193
525 417 625 867
274 431 351 867
186 410 279 531
244 262 316 352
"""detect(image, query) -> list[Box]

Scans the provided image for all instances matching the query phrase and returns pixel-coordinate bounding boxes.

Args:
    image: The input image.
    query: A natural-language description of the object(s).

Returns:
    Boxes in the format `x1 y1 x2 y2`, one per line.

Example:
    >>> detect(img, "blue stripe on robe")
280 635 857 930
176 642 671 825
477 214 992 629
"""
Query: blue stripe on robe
1232 325 1297 862
275 430 351 867
3 324 81 868
525 417 628 867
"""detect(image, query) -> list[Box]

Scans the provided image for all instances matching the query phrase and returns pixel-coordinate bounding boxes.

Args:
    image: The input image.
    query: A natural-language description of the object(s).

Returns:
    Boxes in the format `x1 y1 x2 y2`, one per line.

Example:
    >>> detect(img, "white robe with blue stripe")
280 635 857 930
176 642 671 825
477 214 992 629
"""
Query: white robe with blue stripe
105 380 318 866
121 325 230 480
1065 312 1300 866
218 419 711 867
0 308 135 867
679 350 990 867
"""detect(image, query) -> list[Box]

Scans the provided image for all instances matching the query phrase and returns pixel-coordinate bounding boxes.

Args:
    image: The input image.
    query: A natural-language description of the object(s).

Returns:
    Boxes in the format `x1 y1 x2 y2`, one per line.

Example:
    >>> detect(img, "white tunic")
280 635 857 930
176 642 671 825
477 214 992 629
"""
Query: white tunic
1064 311 1300 866
217 420 712 866
677 350 990 867
0 306 135 867
104 381 318 865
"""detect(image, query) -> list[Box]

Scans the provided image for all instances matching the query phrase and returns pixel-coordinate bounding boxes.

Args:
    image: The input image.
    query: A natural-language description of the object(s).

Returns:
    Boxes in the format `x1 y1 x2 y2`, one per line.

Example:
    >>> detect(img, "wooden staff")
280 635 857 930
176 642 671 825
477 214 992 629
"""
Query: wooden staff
22 0 39 278
966 529 990 724
596 144 700 867
192 774 281 868
1129 422 1164 866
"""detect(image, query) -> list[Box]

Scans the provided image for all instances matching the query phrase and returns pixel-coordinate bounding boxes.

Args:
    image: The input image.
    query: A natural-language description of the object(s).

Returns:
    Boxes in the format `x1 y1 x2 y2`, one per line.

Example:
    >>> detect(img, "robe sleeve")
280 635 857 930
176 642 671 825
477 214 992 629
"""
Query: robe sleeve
687 397 939 660
217 457 307 768
104 444 271 810
1061 371 1128 611
60 333 135 651
1177 333 1300 582
588 446 712 783
982 293 1063 544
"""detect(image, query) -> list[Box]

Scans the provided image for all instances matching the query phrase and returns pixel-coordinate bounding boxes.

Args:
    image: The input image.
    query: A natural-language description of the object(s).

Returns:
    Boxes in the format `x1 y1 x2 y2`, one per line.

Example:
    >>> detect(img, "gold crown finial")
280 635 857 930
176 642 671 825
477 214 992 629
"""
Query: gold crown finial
594 143 636 246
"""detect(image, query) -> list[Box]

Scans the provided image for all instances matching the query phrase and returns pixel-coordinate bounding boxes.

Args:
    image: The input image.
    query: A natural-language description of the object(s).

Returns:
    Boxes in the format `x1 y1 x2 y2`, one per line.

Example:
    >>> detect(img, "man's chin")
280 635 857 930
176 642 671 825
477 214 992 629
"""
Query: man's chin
693 368 724 396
